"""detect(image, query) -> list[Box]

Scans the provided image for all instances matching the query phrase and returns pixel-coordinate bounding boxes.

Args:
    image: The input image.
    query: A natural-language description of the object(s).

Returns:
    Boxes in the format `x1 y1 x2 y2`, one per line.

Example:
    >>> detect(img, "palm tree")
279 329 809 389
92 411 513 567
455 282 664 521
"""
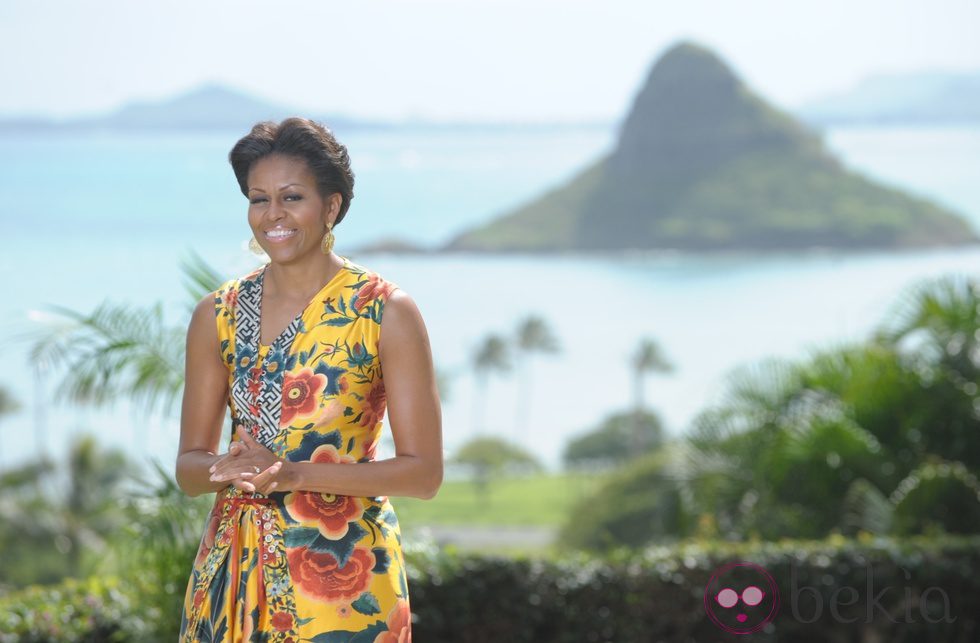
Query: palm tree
873 273 980 467
512 315 560 441
630 337 674 453
471 334 511 436
874 273 980 375
16 251 228 455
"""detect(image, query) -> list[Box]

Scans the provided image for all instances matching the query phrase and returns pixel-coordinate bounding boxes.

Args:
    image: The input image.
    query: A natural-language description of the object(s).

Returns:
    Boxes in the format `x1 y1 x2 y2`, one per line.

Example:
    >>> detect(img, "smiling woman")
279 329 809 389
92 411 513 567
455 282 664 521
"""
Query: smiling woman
175 117 443 642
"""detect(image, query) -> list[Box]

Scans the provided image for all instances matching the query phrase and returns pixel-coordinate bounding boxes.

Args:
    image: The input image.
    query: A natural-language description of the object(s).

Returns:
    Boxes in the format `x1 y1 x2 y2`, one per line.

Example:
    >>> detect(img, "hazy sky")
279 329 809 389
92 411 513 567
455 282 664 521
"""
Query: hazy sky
2 0 978 122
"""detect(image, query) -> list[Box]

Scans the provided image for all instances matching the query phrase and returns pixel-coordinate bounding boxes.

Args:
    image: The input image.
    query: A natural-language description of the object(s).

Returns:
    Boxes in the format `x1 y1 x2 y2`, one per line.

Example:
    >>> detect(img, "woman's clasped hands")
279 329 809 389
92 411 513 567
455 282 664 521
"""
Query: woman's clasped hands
209 425 286 494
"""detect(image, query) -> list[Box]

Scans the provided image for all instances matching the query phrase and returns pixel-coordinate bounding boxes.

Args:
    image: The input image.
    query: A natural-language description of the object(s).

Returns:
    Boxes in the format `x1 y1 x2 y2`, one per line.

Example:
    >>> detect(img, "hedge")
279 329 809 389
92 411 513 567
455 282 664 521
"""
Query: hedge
2 535 978 642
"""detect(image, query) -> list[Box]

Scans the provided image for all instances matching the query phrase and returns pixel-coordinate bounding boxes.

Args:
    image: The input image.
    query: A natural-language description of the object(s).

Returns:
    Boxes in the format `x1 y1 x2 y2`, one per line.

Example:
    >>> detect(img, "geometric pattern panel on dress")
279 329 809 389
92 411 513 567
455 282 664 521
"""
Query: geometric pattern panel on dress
231 269 300 452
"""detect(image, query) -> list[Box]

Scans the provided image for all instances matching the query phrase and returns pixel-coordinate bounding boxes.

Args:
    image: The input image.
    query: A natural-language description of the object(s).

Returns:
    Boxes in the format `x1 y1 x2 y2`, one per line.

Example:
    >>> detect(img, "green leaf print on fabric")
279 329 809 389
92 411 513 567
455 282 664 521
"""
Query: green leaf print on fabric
351 591 381 616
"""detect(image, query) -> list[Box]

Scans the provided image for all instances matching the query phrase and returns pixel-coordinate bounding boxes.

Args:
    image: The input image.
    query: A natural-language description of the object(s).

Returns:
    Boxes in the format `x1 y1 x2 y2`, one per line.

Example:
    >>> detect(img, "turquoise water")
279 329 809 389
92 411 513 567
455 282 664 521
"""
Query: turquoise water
2 125 979 472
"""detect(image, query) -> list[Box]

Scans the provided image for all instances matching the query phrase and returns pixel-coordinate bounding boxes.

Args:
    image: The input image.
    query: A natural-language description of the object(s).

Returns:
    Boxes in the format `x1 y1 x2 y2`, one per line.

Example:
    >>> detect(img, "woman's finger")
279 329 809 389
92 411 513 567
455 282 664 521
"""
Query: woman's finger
231 477 256 493
210 458 279 482
239 429 268 454
209 441 247 474
236 424 260 447
255 475 281 495
209 454 231 474
224 462 282 493
249 461 284 490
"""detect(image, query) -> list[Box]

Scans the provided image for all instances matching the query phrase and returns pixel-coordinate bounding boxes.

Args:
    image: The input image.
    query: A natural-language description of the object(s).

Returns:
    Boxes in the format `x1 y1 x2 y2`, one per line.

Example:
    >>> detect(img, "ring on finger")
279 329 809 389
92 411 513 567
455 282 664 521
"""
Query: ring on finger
252 465 260 474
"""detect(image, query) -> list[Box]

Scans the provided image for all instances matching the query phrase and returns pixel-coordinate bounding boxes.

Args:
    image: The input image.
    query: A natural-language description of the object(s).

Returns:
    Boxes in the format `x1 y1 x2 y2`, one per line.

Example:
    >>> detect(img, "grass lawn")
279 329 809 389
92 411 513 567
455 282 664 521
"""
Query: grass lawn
391 470 610 527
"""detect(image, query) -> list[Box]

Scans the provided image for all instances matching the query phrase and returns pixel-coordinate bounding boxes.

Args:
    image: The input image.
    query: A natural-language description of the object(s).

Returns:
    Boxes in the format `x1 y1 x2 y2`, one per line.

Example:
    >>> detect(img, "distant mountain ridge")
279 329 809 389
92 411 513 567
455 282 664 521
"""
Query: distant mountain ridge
0 82 611 133
443 40 979 253
0 83 371 133
797 70 980 126
3 65 976 133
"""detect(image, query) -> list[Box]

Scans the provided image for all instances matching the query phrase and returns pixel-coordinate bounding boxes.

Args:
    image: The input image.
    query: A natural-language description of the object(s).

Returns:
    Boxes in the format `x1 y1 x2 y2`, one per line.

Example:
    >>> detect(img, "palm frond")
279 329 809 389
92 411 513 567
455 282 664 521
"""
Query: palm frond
24 300 186 416
177 249 229 314
841 478 893 535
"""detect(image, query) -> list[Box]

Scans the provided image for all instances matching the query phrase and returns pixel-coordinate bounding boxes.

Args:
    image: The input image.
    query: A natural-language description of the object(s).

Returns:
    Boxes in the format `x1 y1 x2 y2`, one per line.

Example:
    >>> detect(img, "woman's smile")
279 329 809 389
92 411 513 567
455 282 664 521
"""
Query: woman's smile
265 227 298 242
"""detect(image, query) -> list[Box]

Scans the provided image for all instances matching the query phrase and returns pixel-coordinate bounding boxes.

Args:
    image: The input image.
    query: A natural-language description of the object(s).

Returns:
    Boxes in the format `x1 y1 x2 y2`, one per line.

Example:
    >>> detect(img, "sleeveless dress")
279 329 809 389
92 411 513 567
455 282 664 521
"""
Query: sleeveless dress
179 254 412 643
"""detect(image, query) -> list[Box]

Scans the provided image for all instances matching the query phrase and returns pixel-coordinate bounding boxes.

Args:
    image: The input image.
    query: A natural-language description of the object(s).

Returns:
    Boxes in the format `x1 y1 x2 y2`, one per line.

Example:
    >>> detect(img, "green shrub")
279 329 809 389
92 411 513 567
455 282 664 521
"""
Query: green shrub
0 576 135 643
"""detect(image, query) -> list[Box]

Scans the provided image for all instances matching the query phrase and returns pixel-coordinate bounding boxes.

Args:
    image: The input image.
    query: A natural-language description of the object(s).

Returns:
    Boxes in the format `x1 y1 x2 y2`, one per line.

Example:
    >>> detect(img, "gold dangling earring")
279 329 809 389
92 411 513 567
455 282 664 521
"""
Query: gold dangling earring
321 222 335 254
249 236 267 256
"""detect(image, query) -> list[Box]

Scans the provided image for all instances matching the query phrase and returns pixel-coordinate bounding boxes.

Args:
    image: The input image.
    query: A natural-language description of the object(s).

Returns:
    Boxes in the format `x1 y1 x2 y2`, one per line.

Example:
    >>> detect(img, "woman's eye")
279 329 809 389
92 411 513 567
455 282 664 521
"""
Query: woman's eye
249 195 300 204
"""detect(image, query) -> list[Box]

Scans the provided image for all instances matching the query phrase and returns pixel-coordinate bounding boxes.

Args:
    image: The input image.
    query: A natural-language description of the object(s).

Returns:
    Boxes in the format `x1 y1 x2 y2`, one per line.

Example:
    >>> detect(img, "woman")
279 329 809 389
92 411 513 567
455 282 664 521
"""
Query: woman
176 117 443 642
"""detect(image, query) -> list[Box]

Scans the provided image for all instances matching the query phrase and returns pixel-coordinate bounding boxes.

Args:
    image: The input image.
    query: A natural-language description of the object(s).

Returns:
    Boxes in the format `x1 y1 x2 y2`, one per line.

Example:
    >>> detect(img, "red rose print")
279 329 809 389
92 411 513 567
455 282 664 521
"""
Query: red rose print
354 274 398 312
281 368 328 426
287 546 375 602
271 610 294 631
286 444 363 538
222 287 238 313
359 378 387 428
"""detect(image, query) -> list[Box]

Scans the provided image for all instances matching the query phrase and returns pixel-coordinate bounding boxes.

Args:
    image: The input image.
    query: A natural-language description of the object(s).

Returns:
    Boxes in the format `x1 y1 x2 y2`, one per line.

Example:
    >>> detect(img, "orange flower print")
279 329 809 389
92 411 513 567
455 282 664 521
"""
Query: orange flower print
354 274 398 312
221 287 238 313
286 443 363 538
287 546 375 602
271 611 294 631
362 434 379 461
311 398 345 431
374 598 412 643
359 378 387 428
281 368 328 426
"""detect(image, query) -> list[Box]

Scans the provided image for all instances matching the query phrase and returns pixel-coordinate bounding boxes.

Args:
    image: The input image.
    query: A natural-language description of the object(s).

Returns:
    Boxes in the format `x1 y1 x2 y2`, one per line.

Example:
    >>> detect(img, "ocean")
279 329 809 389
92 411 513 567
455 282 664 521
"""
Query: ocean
2 123 979 473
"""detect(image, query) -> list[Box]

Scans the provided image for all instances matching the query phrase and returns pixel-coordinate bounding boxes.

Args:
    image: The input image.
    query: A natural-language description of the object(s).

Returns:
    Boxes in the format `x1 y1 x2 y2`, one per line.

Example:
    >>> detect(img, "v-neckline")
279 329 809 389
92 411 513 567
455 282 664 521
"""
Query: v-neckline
256 256 350 349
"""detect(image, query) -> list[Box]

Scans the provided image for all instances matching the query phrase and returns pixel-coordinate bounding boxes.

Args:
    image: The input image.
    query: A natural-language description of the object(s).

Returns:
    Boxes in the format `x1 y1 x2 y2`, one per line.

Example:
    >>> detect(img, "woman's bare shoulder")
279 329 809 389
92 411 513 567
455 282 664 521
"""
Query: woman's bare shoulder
379 287 430 346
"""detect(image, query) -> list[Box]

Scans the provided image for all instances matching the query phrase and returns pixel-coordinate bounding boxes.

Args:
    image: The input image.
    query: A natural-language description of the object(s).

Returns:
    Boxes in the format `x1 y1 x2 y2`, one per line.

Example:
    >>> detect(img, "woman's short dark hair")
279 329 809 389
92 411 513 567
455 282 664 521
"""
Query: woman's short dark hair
229 117 355 226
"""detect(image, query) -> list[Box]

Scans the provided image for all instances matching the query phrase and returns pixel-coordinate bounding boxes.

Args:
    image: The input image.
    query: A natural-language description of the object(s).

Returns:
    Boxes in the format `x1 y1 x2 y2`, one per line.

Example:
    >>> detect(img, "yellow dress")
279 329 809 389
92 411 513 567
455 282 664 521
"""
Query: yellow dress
180 255 412 642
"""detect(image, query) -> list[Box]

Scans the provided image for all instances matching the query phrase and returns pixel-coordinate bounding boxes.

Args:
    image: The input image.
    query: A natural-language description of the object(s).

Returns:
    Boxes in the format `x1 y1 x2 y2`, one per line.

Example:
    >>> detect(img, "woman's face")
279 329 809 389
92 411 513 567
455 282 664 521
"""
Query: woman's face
246 153 341 264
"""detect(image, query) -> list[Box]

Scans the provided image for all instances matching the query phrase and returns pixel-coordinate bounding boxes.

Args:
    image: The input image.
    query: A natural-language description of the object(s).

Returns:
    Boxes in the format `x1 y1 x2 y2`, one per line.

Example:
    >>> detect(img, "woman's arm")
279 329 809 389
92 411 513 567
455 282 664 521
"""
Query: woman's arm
279 288 444 499
175 292 234 497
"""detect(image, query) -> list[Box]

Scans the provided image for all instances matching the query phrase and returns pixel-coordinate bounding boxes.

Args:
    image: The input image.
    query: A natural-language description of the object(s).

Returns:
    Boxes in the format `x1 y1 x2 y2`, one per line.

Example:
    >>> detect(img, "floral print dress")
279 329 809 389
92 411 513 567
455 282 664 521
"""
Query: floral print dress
179 254 412 642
